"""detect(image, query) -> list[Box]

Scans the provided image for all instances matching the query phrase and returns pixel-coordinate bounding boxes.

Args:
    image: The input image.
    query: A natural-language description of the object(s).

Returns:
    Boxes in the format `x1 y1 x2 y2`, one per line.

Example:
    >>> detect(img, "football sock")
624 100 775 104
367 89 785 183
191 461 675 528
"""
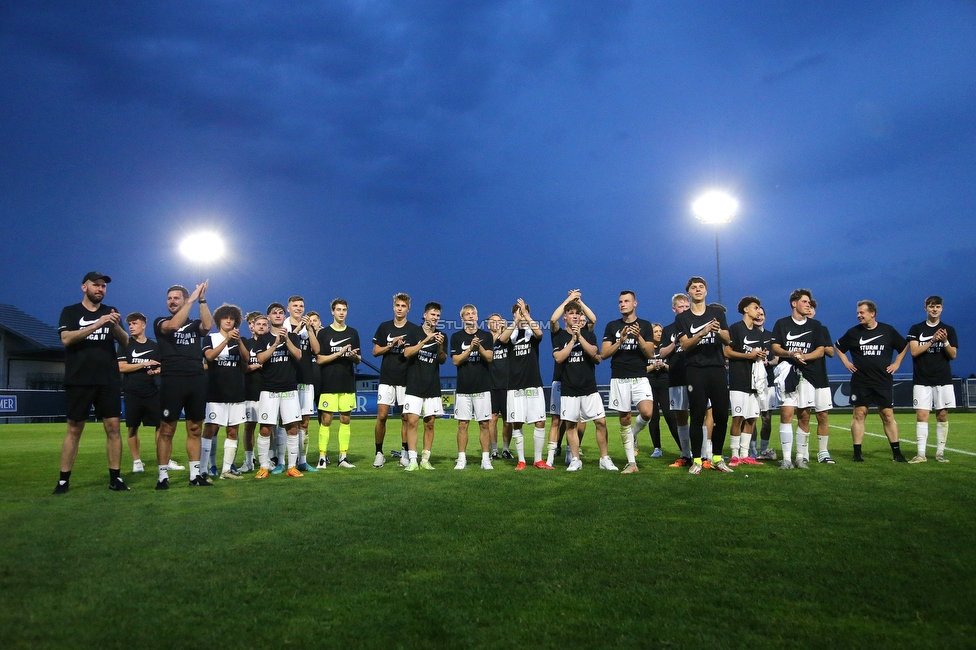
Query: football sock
338 422 351 456
287 434 300 468
275 427 287 461
546 441 556 465
60 470 71 483
297 429 307 466
533 427 545 463
634 414 649 433
678 424 691 457
759 436 769 453
457 451 466 463
739 433 752 459
853 443 863 459
189 461 200 480
779 423 794 462
915 422 928 456
730 435 740 458
375 443 383 454
257 435 271 470
513 429 525 462
795 429 809 462
408 450 418 461
490 442 498 453
818 435 830 456
889 441 903 459
157 465 168 482
936 421 948 455
209 436 218 467
109 468 120 483
482 451 490 463
421 449 431 462
620 425 636 464
245 450 254 466
503 440 510 451
200 438 212 472
222 439 238 473
319 424 331 454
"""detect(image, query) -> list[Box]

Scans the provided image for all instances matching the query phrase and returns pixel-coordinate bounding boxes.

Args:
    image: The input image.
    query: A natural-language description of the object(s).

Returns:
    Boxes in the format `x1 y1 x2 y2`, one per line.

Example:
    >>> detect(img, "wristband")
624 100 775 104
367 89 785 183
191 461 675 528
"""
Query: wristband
199 299 207 304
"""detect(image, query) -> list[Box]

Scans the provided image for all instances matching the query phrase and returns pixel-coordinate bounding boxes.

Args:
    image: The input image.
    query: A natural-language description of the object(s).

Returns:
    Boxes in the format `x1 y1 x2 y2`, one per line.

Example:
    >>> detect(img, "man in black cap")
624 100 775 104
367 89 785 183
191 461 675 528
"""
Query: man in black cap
54 272 130 493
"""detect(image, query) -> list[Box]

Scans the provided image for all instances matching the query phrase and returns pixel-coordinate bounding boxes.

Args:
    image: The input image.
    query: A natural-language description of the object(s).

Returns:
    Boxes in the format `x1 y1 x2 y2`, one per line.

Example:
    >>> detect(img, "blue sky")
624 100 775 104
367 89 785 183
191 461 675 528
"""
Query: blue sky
2 1 974 381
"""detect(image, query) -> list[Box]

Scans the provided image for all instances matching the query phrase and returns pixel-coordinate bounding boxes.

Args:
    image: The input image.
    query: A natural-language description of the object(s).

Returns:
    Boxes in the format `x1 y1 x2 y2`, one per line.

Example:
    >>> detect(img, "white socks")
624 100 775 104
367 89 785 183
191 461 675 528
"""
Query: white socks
257 435 271 470
513 429 525 462
286 433 299 468
620 426 636 464
779 423 794 462
222 439 238 473
937 421 948 455
533 427 545 462
546 441 556 466
795 429 809 462
200 438 212 472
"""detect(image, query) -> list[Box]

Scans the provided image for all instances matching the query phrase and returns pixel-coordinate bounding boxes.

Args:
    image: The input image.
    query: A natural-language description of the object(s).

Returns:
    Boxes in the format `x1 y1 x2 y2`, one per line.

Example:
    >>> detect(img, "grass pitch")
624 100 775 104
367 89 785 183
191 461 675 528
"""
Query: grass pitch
1 412 975 649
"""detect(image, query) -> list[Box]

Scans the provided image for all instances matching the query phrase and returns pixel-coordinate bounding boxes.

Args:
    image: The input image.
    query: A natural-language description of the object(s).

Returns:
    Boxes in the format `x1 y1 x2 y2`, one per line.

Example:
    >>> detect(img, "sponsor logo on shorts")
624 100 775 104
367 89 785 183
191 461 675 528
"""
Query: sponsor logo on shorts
162 409 170 417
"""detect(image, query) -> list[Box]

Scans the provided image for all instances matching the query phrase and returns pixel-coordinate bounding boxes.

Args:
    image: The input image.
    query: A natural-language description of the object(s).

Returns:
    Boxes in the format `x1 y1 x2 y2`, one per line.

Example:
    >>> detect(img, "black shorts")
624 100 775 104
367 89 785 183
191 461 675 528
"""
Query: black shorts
124 392 161 429
65 384 121 422
850 380 893 409
490 388 507 416
159 374 208 422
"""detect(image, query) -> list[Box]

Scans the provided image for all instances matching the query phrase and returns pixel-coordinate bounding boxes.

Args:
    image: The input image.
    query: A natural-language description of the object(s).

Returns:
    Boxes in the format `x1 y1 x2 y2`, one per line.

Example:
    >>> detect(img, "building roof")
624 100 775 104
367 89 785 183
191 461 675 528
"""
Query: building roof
0 304 64 350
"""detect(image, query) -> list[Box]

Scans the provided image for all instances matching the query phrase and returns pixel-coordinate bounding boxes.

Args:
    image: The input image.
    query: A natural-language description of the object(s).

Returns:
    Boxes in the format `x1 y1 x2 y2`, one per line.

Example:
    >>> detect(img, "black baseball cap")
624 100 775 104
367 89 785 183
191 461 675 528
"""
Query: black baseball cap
82 271 112 283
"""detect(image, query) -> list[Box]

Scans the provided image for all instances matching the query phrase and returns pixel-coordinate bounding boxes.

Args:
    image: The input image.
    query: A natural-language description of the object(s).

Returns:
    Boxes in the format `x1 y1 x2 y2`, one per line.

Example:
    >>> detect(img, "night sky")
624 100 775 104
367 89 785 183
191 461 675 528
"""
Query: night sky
2 1 974 382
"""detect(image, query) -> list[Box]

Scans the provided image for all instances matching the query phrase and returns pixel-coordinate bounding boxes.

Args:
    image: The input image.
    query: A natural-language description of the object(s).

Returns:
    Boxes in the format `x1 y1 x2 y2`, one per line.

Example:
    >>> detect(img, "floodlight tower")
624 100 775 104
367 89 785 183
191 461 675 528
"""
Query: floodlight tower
692 191 738 305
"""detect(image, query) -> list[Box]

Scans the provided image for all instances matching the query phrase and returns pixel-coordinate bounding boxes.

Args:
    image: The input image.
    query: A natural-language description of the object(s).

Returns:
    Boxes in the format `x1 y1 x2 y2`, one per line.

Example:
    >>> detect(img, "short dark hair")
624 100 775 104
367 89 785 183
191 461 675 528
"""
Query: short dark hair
857 300 877 315
737 296 761 314
213 303 242 327
789 288 812 306
708 302 727 314
307 310 320 319
809 298 818 309
925 296 943 307
686 276 707 292
511 303 530 315
564 301 583 314
393 293 410 306
331 298 348 311
167 284 189 298
245 311 264 324
125 312 146 324
425 301 442 313
288 295 304 304
267 302 285 314
619 290 636 300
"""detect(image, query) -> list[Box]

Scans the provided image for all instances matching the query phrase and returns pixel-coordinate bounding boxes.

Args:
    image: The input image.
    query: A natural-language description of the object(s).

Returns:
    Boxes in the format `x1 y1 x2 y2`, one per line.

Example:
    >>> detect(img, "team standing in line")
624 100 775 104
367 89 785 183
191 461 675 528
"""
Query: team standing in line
53 272 959 492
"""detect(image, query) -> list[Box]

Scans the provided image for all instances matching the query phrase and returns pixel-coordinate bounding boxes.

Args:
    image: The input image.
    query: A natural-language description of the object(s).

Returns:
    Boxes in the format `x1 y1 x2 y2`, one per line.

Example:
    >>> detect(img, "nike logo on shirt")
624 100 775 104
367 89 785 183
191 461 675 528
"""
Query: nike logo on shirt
387 334 400 343
859 335 883 345
178 322 194 332
918 334 933 343
689 323 709 335
743 338 759 346
461 343 471 351
786 331 810 341
79 317 100 326
330 337 351 347
131 349 153 358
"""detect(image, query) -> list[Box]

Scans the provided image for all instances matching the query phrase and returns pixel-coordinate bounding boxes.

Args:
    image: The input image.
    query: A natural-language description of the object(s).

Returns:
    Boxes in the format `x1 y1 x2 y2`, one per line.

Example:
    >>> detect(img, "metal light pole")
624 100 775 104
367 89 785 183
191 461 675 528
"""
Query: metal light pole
692 191 737 305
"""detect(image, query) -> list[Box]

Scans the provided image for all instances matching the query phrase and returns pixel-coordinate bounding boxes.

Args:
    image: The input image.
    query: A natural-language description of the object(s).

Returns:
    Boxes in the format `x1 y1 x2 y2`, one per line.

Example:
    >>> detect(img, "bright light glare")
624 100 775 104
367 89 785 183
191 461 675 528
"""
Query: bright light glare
692 191 738 225
179 232 225 263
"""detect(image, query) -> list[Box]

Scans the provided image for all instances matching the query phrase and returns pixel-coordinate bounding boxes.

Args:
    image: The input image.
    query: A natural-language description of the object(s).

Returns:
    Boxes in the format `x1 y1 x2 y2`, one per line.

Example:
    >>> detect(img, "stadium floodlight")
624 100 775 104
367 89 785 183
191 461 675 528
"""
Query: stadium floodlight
692 191 738 304
179 231 225 264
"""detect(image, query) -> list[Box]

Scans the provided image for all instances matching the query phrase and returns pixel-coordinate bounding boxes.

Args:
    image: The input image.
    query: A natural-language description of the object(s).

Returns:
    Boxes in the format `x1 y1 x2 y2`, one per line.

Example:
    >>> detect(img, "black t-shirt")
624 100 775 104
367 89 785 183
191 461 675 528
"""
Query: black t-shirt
404 327 445 398
153 316 206 377
675 306 728 368
117 338 159 397
807 324 832 389
490 333 509 390
451 329 494 394
285 322 316 386
661 322 687 387
243 336 263 401
603 318 654 378
770 316 823 383
201 333 247 403
836 322 907 387
550 327 564 383
59 303 122 387
760 328 777 386
552 329 598 396
646 342 669 389
907 321 957 386
255 331 302 392
728 320 766 392
318 325 361 393
507 327 543 390
373 320 417 386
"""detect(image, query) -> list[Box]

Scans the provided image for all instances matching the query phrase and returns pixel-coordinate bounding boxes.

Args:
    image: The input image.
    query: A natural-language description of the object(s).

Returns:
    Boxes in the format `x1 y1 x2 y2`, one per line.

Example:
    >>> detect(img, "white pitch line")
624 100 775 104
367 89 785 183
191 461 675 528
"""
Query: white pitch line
828 424 976 457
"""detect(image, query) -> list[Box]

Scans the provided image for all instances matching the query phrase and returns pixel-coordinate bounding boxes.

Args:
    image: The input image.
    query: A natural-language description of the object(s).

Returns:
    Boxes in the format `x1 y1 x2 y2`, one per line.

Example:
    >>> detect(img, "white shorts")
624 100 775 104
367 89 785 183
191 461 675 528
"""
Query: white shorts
913 385 956 411
403 394 444 417
258 390 302 426
507 387 546 424
779 382 832 412
609 377 653 413
549 381 561 415
205 402 247 427
729 391 760 420
561 393 606 423
455 392 492 421
757 385 774 413
245 400 260 422
669 385 689 412
298 384 316 416
378 384 407 407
